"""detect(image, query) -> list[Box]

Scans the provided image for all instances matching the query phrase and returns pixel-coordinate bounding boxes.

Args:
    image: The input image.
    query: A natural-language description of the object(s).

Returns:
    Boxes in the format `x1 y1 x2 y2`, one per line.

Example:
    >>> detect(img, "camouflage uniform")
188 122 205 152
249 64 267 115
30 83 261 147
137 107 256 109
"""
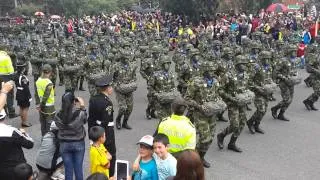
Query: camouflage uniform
303 53 320 111
271 45 300 121
247 51 275 134
42 38 59 88
113 51 138 130
217 55 254 152
185 61 225 167
29 37 43 94
149 57 177 121
84 43 105 97
141 46 159 119
60 41 81 93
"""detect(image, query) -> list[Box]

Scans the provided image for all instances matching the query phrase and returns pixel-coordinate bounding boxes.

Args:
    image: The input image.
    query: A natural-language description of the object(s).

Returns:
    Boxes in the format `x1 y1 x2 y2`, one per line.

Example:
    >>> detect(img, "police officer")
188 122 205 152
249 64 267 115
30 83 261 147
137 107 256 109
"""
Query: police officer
88 75 116 177
0 50 19 118
35 64 56 136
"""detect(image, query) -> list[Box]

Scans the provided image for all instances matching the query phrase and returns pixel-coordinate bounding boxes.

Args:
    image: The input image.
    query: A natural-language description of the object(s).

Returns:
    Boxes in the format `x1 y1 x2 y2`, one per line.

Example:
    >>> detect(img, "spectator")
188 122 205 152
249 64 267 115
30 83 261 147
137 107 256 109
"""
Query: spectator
303 28 312 45
36 122 64 180
89 126 112 178
166 150 204 180
297 41 306 69
0 81 34 180
14 163 36 180
132 135 159 180
134 134 177 180
15 60 32 127
156 97 196 158
55 92 87 180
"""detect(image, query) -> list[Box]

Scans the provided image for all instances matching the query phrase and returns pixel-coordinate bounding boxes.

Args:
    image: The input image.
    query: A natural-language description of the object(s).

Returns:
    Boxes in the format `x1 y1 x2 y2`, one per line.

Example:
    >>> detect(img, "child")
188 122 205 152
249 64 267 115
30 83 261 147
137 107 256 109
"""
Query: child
132 135 158 180
89 126 112 178
15 60 32 127
36 122 64 180
134 134 176 180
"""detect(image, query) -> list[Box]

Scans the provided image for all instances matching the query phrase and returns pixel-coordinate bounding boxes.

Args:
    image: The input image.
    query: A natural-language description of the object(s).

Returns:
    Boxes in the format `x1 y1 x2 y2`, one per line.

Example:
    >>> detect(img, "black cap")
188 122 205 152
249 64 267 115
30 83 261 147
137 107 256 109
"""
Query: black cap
95 74 113 87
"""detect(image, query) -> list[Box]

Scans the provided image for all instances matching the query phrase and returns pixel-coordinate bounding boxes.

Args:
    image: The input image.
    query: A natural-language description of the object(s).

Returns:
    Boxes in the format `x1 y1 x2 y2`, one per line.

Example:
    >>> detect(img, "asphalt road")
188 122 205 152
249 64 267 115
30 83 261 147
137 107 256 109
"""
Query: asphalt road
6 68 320 180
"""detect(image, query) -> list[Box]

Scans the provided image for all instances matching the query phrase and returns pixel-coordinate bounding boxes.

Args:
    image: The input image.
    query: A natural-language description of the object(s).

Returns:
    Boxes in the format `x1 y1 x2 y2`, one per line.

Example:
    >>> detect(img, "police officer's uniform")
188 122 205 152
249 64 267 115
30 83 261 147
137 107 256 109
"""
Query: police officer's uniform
88 75 116 177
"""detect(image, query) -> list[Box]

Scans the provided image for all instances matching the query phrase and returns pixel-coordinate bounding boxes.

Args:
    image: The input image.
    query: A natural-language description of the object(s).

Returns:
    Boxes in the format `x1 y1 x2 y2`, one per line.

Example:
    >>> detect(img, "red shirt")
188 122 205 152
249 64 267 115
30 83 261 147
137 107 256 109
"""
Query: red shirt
309 23 320 38
297 42 305 57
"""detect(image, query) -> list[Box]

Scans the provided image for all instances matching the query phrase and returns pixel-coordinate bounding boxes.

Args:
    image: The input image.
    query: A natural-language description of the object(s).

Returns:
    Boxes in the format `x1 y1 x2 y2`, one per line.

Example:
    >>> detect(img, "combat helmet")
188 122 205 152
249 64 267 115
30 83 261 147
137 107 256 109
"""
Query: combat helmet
234 55 249 65
189 48 200 57
285 44 297 55
259 50 272 59
222 47 233 57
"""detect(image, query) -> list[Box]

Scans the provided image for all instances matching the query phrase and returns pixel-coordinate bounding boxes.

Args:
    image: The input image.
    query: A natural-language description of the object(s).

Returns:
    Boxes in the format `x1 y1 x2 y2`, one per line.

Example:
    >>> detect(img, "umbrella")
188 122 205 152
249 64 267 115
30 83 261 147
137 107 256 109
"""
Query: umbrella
34 11 44 16
50 15 61 19
266 3 288 13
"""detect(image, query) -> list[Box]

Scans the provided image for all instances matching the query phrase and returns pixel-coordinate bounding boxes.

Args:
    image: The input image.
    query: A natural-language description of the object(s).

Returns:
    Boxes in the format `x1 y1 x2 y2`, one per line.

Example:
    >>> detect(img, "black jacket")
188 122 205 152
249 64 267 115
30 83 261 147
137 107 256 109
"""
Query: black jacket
88 93 114 130
0 123 34 170
55 108 87 142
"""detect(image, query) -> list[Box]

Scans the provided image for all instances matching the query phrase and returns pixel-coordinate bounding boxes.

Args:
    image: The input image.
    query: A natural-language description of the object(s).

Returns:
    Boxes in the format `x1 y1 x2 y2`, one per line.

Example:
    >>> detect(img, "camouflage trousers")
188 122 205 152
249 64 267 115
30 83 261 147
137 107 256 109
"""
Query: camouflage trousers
63 73 79 93
249 96 268 125
155 102 171 121
306 79 320 103
39 106 55 136
116 91 134 119
273 82 294 112
147 91 156 111
88 81 98 97
220 105 247 138
193 112 216 153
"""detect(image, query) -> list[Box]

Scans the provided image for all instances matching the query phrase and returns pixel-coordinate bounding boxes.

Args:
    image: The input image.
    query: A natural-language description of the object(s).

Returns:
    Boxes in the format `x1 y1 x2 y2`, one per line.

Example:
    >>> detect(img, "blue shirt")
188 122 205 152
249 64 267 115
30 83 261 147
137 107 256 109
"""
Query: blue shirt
133 158 159 180
153 153 177 180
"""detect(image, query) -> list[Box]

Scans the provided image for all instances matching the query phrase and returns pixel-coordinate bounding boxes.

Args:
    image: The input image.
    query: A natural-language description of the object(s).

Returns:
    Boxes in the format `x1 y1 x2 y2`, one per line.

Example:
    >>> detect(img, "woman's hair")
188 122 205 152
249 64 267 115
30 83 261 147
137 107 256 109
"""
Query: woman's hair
58 92 75 123
86 173 108 180
14 163 33 180
174 150 205 180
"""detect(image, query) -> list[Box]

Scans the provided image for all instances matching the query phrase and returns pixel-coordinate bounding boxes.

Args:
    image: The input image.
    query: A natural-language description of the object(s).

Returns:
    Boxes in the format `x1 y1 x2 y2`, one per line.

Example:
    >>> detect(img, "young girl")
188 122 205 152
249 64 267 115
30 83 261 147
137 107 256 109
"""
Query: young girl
15 61 32 127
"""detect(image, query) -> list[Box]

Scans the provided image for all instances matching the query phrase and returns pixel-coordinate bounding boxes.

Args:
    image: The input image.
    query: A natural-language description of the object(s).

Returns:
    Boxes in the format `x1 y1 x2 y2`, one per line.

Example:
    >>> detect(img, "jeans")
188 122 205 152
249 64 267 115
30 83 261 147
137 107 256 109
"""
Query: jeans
60 141 85 180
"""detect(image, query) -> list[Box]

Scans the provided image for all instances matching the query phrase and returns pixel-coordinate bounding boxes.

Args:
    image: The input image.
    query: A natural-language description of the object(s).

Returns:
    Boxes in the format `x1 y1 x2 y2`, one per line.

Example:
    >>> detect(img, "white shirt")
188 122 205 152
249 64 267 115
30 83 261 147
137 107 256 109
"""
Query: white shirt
153 153 177 180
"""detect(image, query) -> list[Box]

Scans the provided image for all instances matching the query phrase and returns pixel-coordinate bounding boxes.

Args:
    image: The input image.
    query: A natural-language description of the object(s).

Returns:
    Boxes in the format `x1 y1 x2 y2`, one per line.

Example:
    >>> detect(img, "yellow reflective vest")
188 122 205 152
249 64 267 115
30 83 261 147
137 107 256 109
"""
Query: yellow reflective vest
158 114 196 153
36 77 55 106
0 51 14 75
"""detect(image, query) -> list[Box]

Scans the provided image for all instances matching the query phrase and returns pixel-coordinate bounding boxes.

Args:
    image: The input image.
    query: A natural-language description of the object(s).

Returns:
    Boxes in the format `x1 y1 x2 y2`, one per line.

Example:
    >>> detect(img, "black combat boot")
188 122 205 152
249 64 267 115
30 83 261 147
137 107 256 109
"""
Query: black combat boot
122 118 132 130
308 101 318 111
271 106 278 119
254 123 265 134
277 110 290 121
227 135 242 153
146 107 152 120
198 151 211 168
116 114 122 129
246 119 255 134
79 77 85 91
217 132 226 149
269 94 276 101
150 109 157 118
304 77 311 87
217 112 228 122
246 104 252 111
122 113 132 130
303 100 311 110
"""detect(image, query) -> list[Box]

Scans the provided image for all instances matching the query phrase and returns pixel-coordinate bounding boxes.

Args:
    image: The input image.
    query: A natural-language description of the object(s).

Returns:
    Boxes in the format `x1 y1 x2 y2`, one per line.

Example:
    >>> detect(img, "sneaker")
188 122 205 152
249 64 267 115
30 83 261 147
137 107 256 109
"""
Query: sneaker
51 170 65 180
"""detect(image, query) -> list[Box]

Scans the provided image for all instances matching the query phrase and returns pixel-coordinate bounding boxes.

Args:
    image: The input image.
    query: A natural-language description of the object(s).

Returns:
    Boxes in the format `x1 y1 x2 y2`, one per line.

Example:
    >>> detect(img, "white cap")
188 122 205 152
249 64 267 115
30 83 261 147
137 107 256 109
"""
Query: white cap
0 109 6 120
137 135 154 147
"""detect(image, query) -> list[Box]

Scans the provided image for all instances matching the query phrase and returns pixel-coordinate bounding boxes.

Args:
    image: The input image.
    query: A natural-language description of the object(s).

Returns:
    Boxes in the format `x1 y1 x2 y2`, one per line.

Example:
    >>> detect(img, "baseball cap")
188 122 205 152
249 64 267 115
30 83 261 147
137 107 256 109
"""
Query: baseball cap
137 135 154 148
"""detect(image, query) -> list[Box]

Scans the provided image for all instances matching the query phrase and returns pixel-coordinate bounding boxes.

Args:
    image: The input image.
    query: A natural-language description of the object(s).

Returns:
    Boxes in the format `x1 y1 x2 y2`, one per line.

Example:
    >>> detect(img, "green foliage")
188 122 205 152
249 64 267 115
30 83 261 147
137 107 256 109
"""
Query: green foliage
14 3 43 16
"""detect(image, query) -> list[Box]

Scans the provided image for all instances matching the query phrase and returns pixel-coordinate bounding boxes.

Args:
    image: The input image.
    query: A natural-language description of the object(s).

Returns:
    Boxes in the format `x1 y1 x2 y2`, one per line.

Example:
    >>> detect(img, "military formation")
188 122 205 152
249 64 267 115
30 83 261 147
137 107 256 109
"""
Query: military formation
0 17 320 169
